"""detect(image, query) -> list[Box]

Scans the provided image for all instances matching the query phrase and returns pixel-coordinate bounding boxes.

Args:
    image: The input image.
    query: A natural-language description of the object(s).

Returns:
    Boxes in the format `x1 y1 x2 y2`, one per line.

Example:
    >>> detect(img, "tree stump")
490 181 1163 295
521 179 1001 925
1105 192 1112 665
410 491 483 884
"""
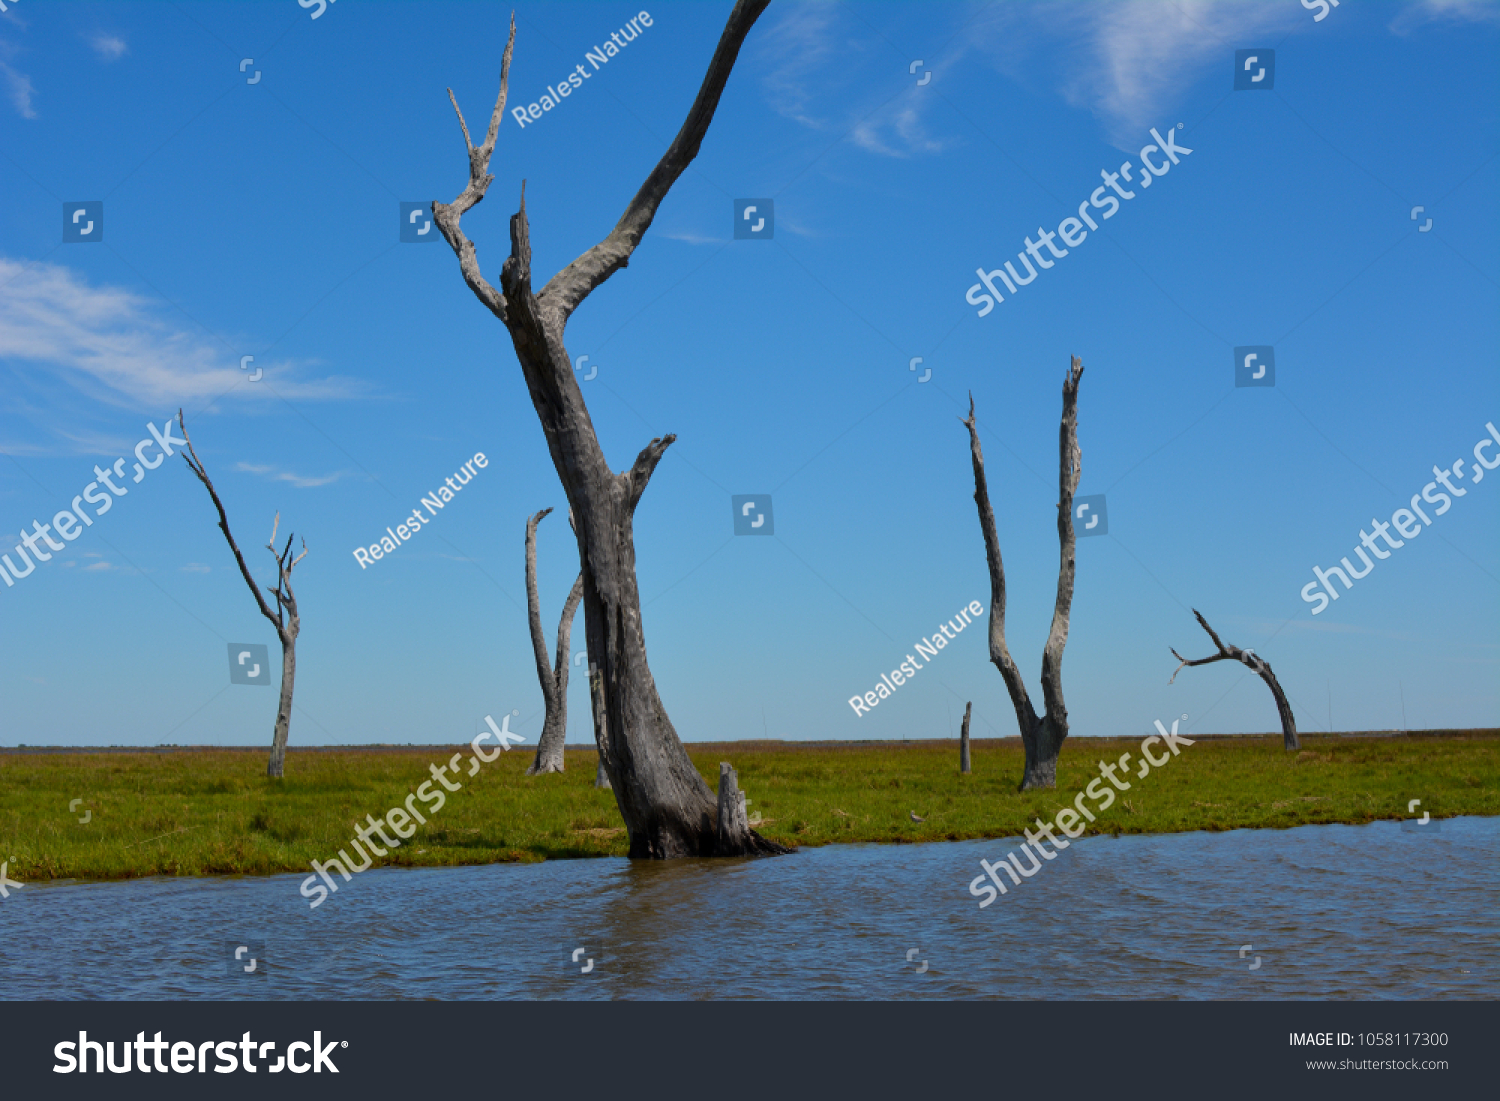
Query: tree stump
716 762 748 851
960 701 972 774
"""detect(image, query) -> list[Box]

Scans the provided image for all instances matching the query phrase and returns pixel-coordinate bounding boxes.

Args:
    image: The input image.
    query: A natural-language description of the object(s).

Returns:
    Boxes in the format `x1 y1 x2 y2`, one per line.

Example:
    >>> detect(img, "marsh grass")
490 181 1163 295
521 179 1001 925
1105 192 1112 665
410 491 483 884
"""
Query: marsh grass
2 732 1494 882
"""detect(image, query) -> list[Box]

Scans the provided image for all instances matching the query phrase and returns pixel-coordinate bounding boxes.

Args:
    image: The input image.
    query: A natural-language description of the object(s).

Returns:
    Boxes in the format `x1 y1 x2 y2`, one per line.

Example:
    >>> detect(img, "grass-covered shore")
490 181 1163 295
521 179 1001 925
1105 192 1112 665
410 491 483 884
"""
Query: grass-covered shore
2 732 1496 882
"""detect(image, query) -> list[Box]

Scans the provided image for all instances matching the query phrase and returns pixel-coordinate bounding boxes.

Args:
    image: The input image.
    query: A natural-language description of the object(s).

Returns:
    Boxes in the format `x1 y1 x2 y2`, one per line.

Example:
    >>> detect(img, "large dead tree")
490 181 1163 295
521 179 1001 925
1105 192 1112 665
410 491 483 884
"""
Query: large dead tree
1170 609 1300 750
179 411 307 778
434 3 783 856
962 358 1084 790
524 507 583 775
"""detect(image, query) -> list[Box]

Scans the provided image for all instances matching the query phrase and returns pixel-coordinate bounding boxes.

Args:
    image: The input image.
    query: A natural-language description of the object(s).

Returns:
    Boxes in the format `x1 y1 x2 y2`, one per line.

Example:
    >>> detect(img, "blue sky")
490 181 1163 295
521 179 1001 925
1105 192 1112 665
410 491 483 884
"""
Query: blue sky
1 0 1496 750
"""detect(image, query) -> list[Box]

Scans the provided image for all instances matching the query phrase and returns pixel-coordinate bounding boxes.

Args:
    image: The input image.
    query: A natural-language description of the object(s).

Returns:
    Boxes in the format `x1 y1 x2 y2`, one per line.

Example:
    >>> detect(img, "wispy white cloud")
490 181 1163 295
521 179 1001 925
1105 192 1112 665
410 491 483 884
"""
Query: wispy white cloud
658 230 724 246
0 60 35 118
961 1 1299 149
0 257 367 412
1390 0 1500 33
179 562 212 574
756 3 844 129
233 461 349 489
757 4 952 163
89 34 128 61
851 104 948 159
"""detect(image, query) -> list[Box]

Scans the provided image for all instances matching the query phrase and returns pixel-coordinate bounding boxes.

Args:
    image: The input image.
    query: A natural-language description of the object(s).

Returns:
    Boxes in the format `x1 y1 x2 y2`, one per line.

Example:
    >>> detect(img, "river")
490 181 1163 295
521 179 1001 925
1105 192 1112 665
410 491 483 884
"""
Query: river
1 817 1494 999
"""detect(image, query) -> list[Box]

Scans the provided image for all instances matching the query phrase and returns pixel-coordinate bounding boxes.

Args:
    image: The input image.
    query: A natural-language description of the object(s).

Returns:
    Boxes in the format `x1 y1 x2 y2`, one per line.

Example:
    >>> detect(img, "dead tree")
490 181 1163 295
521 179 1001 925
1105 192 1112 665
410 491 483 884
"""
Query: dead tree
1170 609 1301 750
959 701 972 774
962 358 1085 790
179 411 307 778
524 507 583 775
434 3 783 856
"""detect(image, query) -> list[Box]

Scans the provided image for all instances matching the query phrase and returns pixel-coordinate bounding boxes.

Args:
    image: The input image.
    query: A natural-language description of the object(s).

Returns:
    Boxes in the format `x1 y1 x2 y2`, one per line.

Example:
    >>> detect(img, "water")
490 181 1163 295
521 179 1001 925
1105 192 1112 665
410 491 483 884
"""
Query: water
1 818 1494 1000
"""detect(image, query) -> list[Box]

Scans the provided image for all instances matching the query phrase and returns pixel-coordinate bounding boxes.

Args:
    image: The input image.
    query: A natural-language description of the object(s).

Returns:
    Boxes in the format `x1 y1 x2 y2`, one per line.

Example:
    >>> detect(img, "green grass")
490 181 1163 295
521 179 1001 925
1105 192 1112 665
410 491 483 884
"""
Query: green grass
2 732 1496 882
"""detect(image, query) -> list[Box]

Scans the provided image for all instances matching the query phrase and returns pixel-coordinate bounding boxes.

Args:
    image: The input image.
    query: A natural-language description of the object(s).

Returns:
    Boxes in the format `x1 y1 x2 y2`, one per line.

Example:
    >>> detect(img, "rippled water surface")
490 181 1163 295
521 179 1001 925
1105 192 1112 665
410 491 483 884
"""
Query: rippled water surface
2 818 1495 999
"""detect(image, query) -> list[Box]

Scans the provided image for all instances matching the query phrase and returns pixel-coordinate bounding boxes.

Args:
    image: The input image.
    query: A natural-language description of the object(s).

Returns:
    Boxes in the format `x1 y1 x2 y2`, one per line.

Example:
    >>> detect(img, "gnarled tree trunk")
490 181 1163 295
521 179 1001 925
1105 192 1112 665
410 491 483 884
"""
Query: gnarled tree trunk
524 507 583 775
1170 609 1300 750
434 3 783 856
179 411 307 778
962 358 1084 790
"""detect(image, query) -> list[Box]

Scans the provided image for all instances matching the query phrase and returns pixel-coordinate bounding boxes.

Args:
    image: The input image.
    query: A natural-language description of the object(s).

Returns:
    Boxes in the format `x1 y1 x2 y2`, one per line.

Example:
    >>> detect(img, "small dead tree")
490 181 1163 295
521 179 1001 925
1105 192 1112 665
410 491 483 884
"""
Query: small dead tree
524 507 583 775
179 411 307 778
962 358 1085 790
434 3 783 856
959 701 972 774
1170 609 1301 750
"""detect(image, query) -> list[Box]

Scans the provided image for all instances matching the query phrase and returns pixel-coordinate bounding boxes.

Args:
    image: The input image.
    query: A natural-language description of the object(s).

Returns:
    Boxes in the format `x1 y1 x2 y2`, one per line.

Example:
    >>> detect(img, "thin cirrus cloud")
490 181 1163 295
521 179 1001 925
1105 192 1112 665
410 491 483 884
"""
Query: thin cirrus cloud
89 34 128 61
233 462 350 489
0 60 35 118
961 1 1302 149
755 4 948 160
1390 0 1500 33
0 258 367 411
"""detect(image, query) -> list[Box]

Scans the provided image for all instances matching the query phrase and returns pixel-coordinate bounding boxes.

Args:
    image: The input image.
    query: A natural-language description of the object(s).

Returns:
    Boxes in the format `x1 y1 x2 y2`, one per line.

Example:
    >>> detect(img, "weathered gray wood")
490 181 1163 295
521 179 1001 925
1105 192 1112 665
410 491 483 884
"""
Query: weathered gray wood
959 701 972 774
524 508 583 775
962 358 1084 790
178 411 307 778
435 3 783 857
716 763 749 852
1170 609 1301 750
595 757 612 789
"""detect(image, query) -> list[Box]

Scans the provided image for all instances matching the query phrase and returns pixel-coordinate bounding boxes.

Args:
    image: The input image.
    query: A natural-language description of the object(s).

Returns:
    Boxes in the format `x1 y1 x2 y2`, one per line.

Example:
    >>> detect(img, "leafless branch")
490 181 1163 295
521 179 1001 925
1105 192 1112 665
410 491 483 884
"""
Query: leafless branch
432 12 517 323
525 507 560 701
624 435 676 510
1040 357 1084 723
962 394 1040 737
178 409 282 634
1170 608 1300 750
540 0 771 325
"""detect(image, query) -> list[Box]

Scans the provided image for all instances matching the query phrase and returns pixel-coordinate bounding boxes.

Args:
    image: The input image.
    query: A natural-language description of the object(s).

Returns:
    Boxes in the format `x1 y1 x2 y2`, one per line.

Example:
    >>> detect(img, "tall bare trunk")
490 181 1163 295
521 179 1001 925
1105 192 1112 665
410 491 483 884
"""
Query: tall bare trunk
962 359 1084 791
1170 609 1301 750
269 640 296 777
524 508 583 775
959 701 972 774
433 3 783 856
179 412 307 779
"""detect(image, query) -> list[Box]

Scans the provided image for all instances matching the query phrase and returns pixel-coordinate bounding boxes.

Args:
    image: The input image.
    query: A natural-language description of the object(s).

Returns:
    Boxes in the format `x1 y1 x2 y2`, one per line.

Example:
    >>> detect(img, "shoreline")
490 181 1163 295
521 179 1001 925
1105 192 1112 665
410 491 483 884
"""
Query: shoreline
2 732 1495 884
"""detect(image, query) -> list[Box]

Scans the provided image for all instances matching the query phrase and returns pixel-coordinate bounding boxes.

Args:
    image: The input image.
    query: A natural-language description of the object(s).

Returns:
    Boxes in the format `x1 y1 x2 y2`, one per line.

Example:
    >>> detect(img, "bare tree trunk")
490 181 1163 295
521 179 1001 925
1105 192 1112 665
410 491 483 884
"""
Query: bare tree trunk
269 641 296 777
959 701 972 774
525 508 583 775
179 411 307 779
715 763 749 853
595 758 612 790
1170 609 1301 750
961 359 1084 791
434 4 783 856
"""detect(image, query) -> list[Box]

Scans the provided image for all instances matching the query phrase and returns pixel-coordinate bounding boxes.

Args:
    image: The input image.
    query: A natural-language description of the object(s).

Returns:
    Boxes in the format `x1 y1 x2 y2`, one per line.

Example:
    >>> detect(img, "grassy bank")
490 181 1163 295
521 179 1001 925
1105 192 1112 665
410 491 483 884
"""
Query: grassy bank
2 732 1496 882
